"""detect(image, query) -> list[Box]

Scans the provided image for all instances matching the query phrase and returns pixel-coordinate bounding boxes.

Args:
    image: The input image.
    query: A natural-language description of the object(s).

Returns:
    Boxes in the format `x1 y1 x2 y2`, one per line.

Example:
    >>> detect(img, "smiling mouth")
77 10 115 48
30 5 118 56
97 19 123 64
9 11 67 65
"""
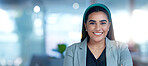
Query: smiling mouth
93 32 103 35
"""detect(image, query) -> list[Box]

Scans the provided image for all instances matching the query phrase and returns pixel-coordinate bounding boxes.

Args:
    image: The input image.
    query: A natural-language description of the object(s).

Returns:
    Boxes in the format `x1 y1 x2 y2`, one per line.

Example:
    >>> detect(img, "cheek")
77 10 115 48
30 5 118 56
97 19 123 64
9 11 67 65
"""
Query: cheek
87 25 95 31
103 26 110 32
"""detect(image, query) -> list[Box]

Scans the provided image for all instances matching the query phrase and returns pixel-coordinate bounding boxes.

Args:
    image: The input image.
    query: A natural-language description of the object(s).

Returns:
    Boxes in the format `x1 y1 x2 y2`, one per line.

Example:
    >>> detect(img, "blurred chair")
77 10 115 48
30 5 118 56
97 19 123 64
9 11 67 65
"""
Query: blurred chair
30 54 64 66
30 55 50 66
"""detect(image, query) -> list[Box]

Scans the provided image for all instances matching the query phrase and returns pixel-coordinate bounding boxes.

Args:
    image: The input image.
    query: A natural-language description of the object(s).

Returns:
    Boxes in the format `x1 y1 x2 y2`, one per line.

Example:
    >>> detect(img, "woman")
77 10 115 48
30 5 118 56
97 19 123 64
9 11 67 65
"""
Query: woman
63 3 133 66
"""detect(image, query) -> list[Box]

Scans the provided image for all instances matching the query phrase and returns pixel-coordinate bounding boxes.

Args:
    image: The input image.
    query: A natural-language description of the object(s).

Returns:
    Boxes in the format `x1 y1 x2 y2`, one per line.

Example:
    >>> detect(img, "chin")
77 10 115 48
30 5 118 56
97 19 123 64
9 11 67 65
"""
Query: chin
91 37 105 42
95 39 104 42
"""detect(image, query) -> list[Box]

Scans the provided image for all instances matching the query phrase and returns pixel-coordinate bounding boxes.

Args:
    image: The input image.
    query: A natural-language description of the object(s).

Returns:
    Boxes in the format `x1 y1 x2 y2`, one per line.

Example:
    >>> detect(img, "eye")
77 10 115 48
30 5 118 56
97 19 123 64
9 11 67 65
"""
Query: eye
89 22 95 24
101 22 106 24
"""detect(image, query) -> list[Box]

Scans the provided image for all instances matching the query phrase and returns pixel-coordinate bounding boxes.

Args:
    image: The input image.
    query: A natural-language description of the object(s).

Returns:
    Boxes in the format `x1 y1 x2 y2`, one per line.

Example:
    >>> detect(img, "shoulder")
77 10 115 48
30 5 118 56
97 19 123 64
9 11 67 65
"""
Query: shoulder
109 40 133 66
66 42 82 51
65 42 82 54
109 40 128 49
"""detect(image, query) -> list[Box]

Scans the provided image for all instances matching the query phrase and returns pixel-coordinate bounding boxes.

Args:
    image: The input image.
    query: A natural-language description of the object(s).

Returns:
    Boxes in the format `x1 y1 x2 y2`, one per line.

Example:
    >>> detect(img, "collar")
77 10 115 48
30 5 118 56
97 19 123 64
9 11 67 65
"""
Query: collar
79 37 114 49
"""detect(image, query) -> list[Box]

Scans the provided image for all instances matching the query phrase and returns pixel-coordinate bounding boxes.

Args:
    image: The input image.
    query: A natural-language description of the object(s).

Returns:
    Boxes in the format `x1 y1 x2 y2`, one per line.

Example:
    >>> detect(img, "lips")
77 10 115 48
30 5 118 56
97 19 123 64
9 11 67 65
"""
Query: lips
94 32 103 35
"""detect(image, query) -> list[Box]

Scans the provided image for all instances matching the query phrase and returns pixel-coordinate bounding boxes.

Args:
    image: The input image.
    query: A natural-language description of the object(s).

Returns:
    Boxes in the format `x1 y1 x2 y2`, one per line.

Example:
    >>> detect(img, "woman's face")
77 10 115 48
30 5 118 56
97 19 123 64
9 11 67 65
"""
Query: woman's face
84 11 110 43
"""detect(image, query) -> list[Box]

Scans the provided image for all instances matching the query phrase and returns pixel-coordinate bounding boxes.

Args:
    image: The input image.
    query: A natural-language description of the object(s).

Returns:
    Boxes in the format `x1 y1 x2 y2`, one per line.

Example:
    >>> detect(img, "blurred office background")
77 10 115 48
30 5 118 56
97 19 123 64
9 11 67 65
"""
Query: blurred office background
0 0 148 66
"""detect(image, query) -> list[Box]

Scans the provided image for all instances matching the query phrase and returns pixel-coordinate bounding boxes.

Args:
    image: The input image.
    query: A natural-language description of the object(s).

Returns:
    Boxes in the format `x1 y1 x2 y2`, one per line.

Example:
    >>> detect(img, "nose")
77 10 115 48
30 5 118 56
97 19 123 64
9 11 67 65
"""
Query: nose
95 24 101 31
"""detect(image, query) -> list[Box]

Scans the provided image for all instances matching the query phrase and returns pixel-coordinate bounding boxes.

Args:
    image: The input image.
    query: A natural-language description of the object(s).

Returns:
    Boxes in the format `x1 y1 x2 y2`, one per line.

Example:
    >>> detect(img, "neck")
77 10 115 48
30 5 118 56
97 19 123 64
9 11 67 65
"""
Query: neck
87 38 106 49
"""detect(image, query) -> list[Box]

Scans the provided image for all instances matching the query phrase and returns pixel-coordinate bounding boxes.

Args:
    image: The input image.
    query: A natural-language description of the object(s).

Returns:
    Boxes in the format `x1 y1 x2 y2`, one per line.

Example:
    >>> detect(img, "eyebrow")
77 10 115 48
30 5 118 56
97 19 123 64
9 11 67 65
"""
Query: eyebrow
88 19 107 22
100 20 107 22
89 20 96 22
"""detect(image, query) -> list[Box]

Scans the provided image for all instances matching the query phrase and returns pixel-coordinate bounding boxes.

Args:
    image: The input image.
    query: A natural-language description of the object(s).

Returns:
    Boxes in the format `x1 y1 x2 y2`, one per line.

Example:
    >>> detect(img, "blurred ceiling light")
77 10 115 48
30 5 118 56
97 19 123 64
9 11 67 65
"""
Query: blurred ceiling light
35 28 43 36
34 6 40 13
73 3 79 9
34 18 42 28
34 18 43 36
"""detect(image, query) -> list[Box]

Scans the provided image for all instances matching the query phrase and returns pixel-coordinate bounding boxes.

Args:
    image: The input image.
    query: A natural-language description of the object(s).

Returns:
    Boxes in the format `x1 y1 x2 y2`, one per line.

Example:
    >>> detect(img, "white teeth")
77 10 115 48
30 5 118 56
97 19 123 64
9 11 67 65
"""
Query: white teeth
94 33 102 35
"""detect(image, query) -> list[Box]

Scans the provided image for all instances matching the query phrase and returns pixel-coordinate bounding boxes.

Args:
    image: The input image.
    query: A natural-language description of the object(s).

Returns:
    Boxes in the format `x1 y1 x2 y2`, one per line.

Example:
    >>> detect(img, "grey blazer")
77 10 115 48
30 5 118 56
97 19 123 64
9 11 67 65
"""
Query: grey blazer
63 37 133 66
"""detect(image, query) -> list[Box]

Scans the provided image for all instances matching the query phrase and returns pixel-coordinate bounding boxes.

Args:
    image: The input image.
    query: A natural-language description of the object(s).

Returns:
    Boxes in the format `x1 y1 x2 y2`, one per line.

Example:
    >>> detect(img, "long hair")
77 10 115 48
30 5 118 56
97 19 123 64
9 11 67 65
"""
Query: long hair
81 3 115 42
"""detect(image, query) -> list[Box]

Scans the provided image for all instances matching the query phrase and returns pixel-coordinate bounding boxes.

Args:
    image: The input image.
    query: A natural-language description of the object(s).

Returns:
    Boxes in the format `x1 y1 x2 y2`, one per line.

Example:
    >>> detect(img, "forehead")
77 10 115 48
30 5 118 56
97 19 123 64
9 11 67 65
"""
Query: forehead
88 11 108 19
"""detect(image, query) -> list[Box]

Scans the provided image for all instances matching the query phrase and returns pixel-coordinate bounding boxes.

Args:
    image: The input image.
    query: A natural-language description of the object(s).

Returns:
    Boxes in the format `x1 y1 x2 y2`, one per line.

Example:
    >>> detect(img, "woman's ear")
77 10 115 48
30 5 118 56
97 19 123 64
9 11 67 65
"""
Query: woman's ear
84 23 87 31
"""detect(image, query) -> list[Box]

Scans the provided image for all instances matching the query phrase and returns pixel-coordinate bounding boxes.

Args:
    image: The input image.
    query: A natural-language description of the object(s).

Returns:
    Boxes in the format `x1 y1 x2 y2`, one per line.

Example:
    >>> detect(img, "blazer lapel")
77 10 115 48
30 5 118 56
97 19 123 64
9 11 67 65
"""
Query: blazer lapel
106 38 116 66
78 38 87 66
